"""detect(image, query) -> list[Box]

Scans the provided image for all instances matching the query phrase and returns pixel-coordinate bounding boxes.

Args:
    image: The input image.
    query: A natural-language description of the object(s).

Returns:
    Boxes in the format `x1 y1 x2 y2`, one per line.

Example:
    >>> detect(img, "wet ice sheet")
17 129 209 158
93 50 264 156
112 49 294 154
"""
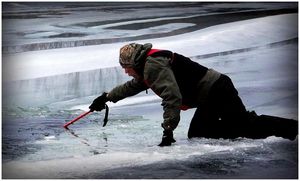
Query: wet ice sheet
3 125 298 179
2 99 298 179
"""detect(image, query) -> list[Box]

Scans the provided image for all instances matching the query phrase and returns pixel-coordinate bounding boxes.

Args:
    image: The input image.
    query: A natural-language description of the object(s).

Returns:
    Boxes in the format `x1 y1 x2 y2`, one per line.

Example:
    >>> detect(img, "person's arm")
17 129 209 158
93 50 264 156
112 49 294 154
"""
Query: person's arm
107 78 148 103
89 79 147 111
144 56 182 146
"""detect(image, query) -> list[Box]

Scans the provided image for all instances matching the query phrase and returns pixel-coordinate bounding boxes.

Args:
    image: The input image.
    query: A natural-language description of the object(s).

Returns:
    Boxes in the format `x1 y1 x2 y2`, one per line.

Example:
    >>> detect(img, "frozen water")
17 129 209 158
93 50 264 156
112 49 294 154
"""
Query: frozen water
2 2 298 179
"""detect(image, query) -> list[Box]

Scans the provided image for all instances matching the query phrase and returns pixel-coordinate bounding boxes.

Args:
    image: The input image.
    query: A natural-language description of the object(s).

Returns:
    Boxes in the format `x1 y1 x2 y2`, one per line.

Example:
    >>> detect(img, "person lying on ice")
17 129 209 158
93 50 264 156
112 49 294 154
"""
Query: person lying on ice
89 43 298 146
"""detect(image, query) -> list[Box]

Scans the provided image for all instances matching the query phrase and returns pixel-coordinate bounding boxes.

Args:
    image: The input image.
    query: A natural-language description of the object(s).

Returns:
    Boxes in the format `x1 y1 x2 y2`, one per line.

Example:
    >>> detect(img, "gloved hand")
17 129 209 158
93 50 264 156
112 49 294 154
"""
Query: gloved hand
158 129 176 147
89 92 108 112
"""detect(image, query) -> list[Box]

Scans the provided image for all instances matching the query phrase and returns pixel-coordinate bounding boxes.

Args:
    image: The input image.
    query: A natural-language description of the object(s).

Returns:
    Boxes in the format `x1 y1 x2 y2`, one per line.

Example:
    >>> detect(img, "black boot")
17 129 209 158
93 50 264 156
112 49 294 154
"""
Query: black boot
259 114 298 140
245 111 298 140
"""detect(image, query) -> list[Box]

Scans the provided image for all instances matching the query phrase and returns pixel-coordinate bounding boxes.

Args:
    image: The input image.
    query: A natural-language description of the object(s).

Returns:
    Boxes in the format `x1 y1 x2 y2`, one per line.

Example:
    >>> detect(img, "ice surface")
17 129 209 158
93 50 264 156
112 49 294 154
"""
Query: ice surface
2 3 298 179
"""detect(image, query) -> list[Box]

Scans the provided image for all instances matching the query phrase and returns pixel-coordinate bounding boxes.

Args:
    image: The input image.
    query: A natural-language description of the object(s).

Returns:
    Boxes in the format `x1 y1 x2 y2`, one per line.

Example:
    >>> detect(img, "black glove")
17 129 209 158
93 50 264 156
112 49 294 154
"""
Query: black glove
158 129 176 147
89 92 108 112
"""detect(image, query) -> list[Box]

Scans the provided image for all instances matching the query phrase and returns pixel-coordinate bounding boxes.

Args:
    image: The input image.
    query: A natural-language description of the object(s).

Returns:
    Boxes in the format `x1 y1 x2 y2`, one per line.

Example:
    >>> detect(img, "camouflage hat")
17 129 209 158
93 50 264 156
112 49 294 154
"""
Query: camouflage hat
119 43 136 68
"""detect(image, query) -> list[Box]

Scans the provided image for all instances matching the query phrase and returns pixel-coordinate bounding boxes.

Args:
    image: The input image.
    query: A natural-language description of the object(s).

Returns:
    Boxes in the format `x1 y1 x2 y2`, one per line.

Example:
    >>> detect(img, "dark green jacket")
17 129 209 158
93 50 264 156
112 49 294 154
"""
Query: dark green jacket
107 43 220 131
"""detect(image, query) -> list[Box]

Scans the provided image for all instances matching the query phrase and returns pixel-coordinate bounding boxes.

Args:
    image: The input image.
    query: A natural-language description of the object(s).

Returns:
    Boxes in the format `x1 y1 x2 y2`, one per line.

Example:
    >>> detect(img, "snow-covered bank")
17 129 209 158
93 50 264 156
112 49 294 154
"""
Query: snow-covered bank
3 2 296 51
3 14 297 81
2 14 298 107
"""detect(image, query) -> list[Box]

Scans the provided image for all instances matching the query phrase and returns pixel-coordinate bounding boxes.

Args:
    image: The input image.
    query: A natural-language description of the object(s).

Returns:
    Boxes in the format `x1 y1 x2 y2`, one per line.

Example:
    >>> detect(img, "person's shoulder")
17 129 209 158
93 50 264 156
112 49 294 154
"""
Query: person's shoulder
145 56 170 67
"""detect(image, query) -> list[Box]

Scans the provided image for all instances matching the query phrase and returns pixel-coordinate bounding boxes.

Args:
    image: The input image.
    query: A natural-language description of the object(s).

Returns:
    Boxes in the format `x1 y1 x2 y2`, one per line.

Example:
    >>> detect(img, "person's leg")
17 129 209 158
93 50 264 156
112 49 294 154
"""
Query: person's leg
259 114 298 140
188 74 246 139
187 103 247 139
217 74 298 140
188 74 298 140
217 75 298 140
208 74 249 138
187 106 220 139
244 112 298 140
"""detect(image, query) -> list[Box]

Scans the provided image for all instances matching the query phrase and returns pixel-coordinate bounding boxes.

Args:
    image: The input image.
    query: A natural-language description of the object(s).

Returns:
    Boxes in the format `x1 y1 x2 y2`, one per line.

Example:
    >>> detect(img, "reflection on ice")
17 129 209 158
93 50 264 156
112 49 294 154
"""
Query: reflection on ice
44 135 56 141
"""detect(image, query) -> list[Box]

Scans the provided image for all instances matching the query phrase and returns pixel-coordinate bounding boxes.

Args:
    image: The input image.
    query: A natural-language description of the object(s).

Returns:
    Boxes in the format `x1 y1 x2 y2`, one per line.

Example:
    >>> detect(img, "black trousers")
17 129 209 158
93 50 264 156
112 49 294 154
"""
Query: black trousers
188 74 298 140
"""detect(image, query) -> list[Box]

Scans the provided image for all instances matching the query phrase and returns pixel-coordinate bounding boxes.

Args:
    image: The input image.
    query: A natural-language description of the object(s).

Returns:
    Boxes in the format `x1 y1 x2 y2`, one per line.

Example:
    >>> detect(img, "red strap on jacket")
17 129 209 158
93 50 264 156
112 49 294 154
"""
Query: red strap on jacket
145 49 190 111
180 105 190 111
147 49 162 56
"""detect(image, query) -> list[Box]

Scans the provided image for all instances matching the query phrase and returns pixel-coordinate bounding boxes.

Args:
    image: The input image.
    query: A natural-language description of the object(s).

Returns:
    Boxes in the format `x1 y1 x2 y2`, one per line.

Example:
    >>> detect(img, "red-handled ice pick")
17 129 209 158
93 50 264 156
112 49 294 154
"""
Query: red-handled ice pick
63 104 109 129
63 110 92 129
